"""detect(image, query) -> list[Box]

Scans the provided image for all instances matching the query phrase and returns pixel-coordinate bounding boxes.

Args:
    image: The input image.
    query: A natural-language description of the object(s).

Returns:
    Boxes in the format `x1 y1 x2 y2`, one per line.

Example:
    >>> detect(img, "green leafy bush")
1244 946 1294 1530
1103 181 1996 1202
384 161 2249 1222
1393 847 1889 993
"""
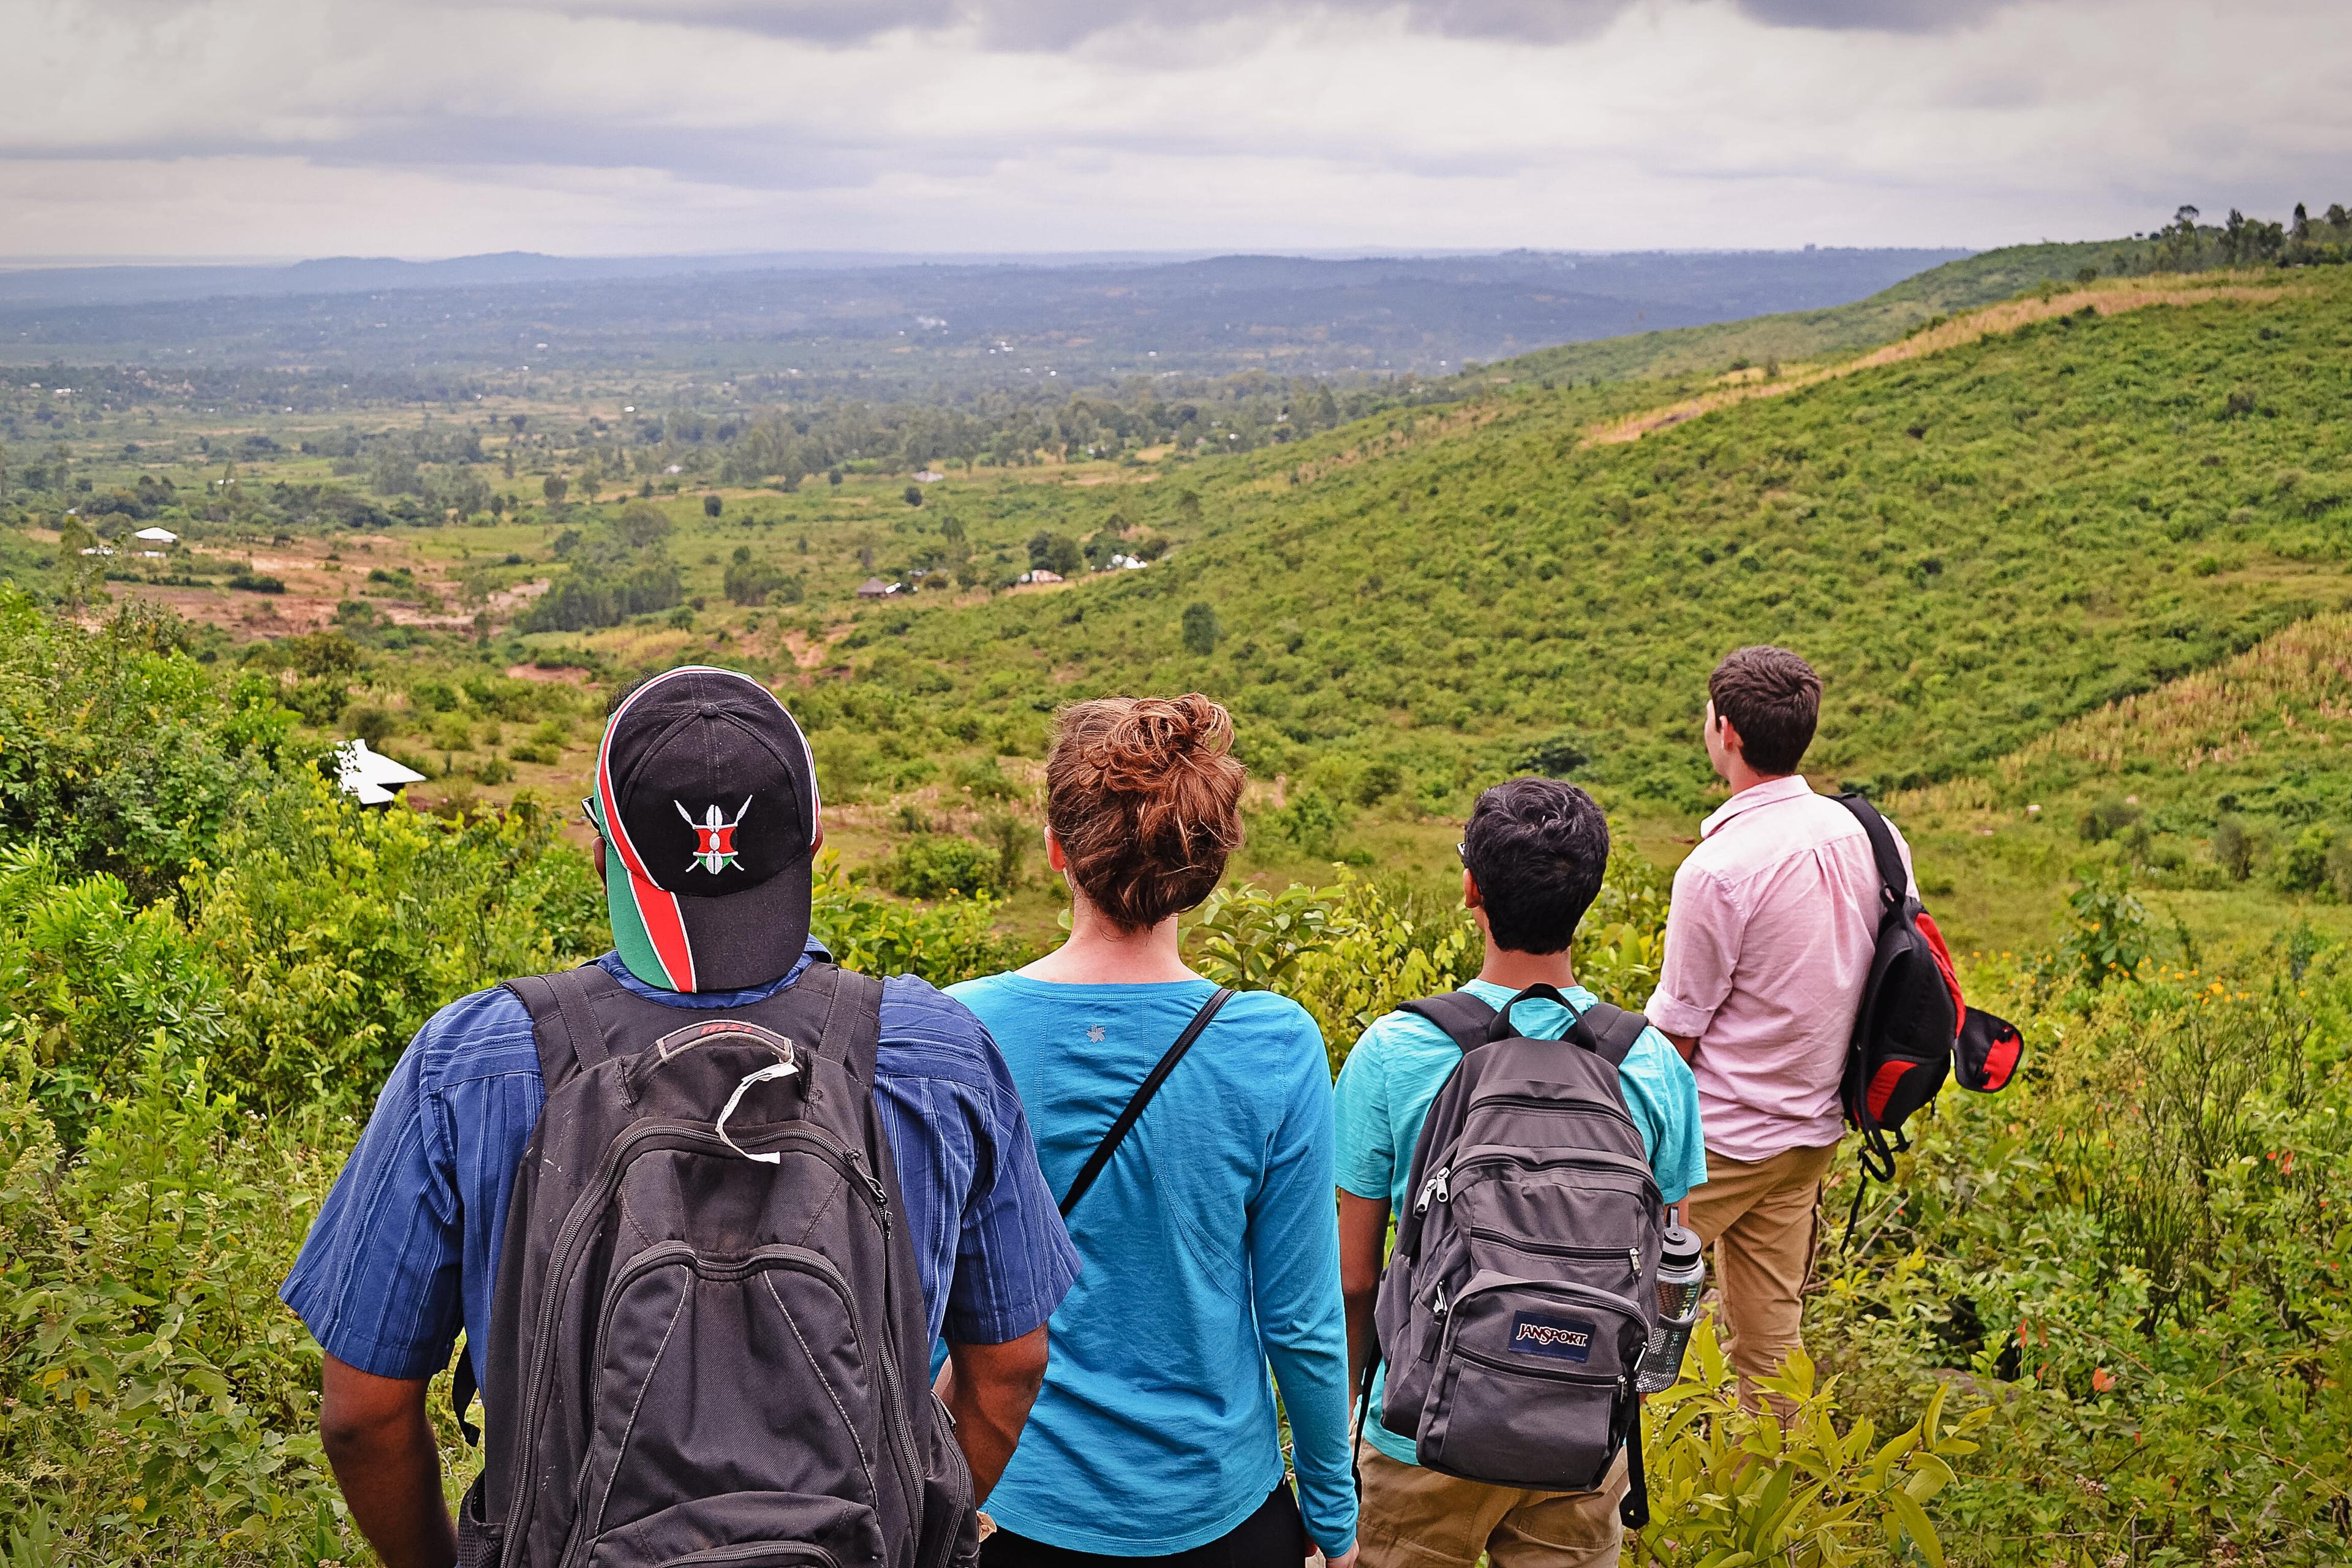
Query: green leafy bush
809 853 1028 986
876 834 1006 901
1817 954 2352 1566
1638 1324 1990 1567
187 779 605 1111
0 1049 362 1564
0 594 296 900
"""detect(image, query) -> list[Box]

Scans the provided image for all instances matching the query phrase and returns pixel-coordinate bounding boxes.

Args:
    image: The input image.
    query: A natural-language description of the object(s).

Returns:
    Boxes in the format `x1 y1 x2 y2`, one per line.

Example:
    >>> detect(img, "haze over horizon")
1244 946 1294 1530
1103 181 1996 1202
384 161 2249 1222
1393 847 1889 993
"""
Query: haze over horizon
6 0 2345 263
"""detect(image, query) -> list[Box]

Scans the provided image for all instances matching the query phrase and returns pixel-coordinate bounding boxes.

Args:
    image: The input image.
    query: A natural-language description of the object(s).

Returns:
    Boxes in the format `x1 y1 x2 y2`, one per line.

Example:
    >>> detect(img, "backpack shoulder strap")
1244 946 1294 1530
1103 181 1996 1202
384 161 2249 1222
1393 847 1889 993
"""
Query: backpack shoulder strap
1060 987 1233 1218
503 963 617 1092
1396 990 1499 1054
1836 793 1910 914
802 962 884 1087
1565 1000 1649 1068
818 968 875 1090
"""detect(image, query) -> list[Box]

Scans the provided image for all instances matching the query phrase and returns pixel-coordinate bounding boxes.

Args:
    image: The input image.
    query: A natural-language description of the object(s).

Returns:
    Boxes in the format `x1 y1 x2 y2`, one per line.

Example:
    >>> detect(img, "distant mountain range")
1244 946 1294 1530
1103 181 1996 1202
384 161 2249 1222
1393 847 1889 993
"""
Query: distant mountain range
0 250 1235 309
0 247 1973 390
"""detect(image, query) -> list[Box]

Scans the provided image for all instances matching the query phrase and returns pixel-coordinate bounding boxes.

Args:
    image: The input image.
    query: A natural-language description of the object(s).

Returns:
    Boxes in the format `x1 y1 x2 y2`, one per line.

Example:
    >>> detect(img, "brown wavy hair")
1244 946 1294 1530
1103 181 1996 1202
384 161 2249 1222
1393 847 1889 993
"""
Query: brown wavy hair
1045 694 1246 930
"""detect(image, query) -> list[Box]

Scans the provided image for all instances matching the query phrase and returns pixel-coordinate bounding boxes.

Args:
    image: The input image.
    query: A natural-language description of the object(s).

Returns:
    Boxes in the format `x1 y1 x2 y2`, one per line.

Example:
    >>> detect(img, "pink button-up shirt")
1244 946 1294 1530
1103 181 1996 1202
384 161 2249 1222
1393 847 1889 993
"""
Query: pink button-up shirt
1644 774 1914 1163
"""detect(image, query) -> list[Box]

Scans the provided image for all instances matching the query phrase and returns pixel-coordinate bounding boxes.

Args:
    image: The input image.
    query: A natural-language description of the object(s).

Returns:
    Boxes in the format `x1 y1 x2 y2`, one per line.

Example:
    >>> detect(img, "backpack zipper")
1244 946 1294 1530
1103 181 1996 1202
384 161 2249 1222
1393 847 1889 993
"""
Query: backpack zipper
1417 1149 1659 1218
1450 1341 1632 1392
505 1122 896 1561
1463 1226 1643 1277
1438 1148 1661 1205
1467 1093 1642 1137
664 1542 844 1567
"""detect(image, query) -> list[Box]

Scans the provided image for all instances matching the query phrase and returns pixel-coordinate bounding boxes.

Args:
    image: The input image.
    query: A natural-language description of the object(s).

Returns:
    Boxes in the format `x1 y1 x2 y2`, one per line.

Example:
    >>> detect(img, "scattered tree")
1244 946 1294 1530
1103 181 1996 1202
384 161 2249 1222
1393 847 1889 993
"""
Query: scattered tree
1182 601 1221 657
617 499 672 549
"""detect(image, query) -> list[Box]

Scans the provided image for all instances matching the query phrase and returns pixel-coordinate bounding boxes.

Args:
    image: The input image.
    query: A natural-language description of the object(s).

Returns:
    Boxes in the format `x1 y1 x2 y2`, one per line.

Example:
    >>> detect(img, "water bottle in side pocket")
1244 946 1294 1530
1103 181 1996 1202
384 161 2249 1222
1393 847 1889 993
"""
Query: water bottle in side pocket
1635 1224 1705 1395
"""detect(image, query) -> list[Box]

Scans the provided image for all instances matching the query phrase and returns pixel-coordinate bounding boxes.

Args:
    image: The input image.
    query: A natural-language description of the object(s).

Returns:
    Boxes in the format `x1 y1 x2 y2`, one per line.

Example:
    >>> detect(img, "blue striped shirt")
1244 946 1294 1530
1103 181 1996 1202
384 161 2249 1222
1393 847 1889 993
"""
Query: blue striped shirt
282 947 1080 1383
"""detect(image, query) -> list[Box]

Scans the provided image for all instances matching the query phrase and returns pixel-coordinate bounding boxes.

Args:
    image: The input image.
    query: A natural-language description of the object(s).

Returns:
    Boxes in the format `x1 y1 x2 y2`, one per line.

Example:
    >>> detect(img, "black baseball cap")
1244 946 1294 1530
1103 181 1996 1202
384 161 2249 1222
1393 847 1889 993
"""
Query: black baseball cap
585 666 822 992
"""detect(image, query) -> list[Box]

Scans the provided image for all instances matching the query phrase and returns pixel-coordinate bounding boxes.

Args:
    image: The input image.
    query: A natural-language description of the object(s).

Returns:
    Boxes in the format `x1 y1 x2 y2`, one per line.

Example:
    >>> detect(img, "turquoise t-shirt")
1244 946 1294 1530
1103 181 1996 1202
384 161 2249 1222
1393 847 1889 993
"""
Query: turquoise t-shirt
1332 979 1708 1468
946 973 1357 1556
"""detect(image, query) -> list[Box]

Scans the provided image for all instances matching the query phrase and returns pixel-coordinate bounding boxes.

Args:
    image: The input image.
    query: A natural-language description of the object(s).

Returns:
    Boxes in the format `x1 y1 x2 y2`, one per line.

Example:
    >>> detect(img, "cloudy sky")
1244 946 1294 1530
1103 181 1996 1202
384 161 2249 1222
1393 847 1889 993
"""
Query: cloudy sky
2 0 2344 262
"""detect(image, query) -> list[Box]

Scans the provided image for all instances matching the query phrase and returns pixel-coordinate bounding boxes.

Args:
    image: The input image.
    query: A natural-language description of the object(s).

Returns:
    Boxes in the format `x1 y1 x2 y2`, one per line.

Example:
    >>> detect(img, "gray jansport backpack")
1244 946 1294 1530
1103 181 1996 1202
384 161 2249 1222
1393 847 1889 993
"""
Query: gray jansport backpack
454 960 977 1568
1371 984 1661 1525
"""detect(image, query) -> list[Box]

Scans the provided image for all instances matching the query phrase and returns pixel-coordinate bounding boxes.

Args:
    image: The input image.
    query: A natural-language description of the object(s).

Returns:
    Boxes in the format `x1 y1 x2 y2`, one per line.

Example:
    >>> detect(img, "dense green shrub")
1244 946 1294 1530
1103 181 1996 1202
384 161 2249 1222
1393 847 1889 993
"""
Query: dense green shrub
187 780 606 1110
807 853 1028 985
1817 954 2352 1566
0 593 297 900
0 1049 361 1564
875 833 1005 901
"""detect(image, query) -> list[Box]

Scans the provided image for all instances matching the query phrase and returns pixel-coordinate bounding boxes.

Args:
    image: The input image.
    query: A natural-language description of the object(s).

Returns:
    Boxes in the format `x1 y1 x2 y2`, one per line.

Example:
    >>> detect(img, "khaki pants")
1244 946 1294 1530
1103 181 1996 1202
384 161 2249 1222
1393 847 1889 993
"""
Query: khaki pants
1355 1447 1626 1568
1684 1140 1838 1401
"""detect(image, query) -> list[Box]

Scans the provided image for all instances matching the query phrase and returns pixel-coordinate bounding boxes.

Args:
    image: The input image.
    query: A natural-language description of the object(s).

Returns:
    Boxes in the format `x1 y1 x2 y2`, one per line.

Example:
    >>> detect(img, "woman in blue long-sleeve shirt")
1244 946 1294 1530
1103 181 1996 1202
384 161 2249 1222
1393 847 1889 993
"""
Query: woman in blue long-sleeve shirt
948 694 1358 1568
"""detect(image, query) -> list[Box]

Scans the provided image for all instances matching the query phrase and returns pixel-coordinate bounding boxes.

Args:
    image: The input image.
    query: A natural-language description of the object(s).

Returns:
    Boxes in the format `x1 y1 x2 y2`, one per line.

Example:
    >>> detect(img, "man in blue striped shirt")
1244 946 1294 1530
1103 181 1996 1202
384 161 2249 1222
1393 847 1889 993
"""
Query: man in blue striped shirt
282 668 1079 1568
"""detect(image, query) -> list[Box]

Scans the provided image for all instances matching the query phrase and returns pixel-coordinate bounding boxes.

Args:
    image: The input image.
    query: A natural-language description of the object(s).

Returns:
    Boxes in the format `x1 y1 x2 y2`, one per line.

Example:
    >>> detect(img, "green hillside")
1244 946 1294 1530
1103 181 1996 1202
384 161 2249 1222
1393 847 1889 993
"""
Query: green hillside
843 269 2350 823
1476 236 2163 387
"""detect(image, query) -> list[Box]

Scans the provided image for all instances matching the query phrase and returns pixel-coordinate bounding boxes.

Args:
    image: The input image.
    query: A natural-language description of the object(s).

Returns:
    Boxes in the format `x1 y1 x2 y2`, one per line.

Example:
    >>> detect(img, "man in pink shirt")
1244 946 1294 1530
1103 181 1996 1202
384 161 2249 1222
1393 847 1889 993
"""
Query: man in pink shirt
1645 646 1912 1398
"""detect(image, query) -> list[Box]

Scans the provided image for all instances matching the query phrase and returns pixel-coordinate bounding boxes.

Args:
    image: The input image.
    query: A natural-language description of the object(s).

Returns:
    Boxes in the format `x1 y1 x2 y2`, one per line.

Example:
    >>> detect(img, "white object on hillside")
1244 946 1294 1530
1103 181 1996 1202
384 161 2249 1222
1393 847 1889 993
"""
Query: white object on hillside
335 738 428 807
913 469 946 483
132 527 178 543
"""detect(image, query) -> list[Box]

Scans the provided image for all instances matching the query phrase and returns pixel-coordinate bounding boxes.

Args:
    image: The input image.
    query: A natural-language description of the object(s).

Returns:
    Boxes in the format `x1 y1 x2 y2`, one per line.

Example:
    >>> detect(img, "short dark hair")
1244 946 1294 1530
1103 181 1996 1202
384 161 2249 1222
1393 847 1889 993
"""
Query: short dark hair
1461 778 1610 956
1709 646 1821 775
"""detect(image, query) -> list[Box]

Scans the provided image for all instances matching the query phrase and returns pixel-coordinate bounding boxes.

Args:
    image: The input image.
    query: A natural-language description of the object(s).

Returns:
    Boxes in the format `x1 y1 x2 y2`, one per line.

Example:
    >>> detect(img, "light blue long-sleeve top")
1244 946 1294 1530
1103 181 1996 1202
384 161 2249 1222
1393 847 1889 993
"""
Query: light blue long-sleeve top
946 973 1357 1557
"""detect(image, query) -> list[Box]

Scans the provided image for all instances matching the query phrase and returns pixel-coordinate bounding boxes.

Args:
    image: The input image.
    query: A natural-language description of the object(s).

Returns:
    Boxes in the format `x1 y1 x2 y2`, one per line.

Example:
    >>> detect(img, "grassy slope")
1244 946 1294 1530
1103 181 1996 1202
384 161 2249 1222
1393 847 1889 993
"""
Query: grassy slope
865 269 2352 809
1893 608 2352 956
1477 237 2158 387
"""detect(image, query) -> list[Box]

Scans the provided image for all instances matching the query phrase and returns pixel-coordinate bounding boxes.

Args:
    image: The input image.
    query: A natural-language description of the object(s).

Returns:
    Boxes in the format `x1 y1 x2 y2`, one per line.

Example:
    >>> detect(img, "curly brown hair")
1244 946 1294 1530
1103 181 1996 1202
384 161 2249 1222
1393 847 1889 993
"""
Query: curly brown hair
1045 694 1246 930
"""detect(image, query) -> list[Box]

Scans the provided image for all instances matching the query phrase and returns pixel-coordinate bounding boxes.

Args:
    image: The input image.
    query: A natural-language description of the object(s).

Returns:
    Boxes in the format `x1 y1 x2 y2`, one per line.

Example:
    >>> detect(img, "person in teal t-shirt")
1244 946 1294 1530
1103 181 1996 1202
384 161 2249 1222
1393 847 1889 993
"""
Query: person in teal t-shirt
1336 778 1706 1568
950 695 1358 1568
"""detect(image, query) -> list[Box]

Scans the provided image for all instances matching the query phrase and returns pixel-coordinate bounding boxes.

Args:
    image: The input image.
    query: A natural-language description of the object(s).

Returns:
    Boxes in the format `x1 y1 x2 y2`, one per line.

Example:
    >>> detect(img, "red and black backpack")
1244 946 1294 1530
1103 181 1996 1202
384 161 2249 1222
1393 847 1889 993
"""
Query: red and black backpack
1837 794 2022 1189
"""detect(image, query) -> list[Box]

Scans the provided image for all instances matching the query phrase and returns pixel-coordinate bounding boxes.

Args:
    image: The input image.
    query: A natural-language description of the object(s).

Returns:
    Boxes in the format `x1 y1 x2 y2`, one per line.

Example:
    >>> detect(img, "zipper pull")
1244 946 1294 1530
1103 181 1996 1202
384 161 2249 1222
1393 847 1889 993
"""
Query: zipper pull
849 1152 893 1232
1432 1284 1449 1319
1415 1170 1443 1214
1435 1167 1452 1204
1628 1247 1642 1276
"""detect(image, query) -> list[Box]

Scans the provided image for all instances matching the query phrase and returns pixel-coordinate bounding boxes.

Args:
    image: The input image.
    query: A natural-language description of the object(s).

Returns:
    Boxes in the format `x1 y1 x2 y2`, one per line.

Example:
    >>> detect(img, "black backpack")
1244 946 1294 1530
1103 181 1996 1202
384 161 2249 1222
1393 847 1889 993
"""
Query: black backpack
1838 794 2022 1188
1369 986 1660 1528
454 960 976 1568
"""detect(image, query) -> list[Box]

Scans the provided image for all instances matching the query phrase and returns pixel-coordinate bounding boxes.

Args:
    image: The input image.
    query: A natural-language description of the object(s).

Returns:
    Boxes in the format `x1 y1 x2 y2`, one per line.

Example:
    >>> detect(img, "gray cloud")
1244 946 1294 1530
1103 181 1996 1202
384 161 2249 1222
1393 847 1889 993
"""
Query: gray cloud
553 0 2009 50
1 0 2342 263
1730 0 2027 31
555 0 957 43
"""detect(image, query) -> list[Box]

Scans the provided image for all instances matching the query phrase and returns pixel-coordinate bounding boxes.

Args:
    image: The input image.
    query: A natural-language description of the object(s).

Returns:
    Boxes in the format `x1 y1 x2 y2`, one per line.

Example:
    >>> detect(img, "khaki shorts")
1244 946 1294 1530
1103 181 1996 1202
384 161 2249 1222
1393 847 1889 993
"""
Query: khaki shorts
1355 1447 1627 1568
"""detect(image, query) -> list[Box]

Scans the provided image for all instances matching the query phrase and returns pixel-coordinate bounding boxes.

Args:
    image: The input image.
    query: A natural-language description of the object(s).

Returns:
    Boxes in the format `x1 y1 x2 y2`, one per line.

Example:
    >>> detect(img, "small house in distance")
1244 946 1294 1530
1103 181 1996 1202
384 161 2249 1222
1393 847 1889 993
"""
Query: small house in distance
334 739 428 807
132 527 178 545
856 577 900 598
1017 568 1065 585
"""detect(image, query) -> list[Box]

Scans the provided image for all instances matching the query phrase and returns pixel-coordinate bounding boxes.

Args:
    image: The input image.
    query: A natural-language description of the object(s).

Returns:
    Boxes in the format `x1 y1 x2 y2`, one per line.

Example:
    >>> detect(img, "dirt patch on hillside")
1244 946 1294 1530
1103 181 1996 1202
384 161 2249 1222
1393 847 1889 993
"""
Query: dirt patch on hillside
1584 277 2297 448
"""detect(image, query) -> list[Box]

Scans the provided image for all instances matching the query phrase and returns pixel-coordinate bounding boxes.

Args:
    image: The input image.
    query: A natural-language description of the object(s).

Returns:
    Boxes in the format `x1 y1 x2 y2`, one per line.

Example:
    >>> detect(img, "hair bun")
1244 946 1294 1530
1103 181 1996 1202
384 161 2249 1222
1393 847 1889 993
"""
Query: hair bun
1085 693 1232 788
1046 695 1248 930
